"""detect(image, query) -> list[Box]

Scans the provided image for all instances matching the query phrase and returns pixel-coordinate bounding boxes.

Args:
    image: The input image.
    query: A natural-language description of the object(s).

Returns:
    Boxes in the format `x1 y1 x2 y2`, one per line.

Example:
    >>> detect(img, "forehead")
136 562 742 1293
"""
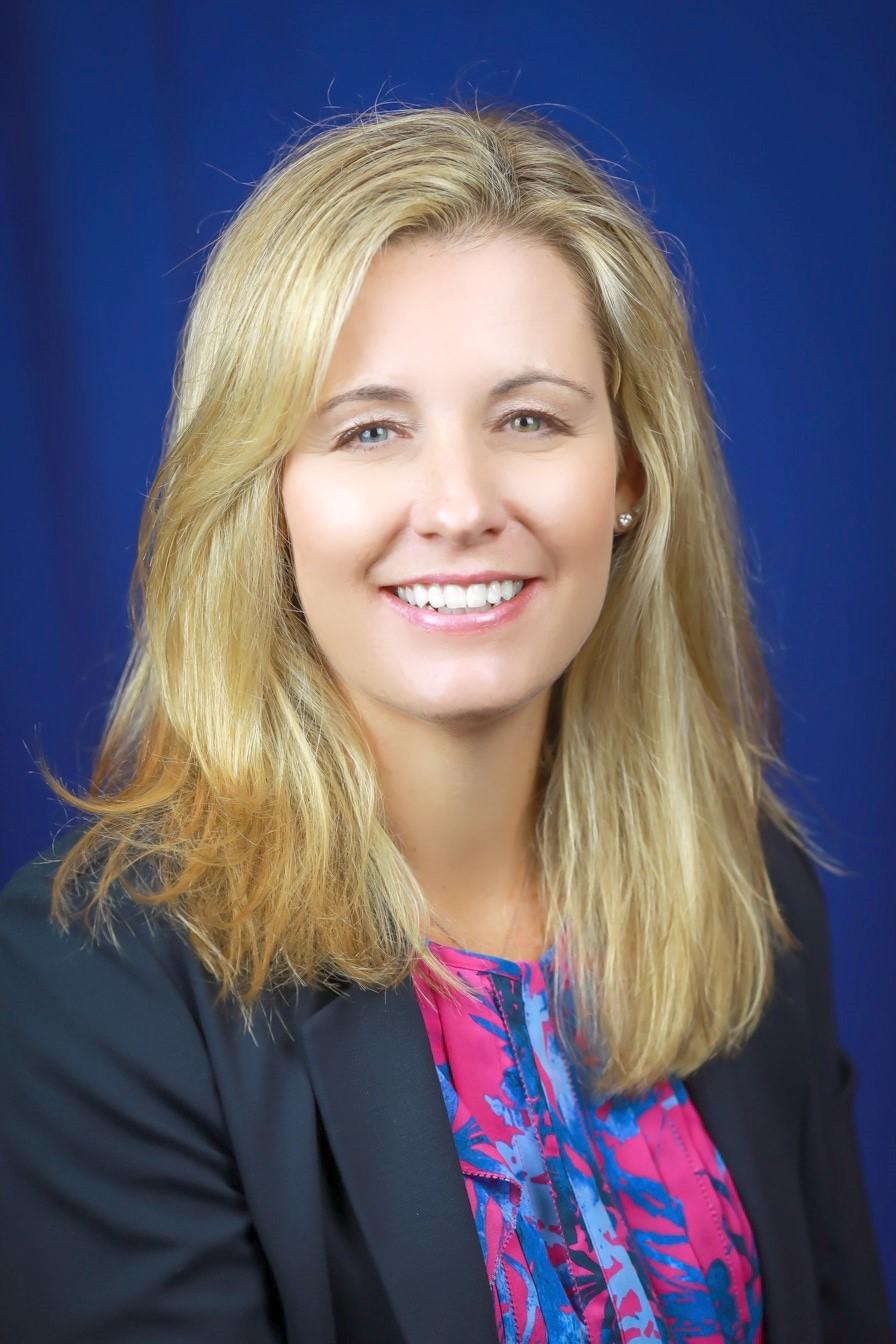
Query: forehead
361 231 590 315
322 233 603 395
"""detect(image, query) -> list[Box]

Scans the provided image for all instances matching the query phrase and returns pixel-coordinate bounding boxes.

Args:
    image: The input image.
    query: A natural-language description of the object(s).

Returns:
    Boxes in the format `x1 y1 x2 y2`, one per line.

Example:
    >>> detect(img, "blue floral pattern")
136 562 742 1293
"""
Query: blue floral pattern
412 940 763 1343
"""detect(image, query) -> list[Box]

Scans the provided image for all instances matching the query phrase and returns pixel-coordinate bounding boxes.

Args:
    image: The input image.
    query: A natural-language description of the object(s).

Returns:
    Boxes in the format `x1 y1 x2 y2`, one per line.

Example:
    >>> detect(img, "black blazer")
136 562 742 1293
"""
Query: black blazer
0 819 891 1344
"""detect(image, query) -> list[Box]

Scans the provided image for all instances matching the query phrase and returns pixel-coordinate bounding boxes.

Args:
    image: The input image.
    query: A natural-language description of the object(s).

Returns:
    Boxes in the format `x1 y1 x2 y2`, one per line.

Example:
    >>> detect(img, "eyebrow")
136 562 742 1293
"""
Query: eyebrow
315 369 595 416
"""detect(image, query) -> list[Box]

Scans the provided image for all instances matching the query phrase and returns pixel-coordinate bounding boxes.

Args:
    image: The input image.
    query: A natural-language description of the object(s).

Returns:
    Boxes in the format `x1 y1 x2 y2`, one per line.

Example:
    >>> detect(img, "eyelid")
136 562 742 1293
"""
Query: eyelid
333 405 570 449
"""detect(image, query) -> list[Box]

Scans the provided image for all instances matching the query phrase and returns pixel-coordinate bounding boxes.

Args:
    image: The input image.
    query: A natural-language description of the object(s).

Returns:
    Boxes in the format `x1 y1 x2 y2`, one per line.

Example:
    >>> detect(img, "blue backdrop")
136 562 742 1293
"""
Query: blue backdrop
2 0 893 1306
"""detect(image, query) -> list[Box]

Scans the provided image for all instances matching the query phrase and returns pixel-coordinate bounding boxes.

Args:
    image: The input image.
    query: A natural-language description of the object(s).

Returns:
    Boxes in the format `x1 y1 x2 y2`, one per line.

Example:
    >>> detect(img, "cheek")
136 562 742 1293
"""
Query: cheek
281 462 374 577
534 462 616 562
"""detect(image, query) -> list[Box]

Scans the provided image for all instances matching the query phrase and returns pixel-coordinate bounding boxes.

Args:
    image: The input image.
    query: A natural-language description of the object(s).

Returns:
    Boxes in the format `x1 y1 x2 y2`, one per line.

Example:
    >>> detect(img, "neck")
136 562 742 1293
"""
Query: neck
354 687 552 957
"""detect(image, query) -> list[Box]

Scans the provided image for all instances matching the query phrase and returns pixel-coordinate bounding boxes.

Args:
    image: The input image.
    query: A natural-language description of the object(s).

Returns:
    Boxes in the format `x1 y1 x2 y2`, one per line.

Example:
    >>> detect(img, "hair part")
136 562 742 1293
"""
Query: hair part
37 98 841 1095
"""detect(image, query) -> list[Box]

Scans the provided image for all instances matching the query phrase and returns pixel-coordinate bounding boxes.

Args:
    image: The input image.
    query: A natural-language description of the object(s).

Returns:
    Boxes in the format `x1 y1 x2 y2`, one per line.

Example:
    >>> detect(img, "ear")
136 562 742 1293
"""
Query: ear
614 445 646 521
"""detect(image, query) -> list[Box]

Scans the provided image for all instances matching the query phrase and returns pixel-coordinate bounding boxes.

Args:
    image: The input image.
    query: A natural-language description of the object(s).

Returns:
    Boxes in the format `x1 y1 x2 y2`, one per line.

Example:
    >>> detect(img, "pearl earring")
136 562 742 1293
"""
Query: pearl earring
615 501 643 532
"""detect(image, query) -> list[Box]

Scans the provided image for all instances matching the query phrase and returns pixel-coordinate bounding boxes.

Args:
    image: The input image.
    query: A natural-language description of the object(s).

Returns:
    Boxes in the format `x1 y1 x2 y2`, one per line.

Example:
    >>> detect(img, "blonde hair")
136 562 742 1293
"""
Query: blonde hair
38 99 839 1095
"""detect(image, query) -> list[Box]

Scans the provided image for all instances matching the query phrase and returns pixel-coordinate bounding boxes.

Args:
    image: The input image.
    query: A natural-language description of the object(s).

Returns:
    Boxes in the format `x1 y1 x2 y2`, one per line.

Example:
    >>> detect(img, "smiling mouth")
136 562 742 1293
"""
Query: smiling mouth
378 578 540 630
389 578 529 614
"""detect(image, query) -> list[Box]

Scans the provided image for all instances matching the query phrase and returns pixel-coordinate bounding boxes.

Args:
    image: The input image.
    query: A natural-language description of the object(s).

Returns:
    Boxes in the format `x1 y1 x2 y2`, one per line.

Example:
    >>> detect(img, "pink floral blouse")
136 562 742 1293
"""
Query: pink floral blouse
411 938 764 1344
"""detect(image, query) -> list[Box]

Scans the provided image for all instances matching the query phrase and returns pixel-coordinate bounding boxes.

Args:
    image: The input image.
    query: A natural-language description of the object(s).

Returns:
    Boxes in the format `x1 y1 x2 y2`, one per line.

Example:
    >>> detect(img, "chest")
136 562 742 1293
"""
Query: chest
217 962 822 1344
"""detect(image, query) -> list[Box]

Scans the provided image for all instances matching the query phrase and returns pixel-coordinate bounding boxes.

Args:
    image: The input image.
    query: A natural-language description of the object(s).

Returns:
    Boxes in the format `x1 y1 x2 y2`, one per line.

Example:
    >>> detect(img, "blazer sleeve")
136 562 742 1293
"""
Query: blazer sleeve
776 831 894 1341
0 838 286 1344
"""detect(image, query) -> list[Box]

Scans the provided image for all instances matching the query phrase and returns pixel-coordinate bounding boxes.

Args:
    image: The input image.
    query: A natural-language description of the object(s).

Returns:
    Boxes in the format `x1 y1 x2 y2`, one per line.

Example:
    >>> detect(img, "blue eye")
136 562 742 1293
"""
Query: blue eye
335 420 401 451
357 425 390 445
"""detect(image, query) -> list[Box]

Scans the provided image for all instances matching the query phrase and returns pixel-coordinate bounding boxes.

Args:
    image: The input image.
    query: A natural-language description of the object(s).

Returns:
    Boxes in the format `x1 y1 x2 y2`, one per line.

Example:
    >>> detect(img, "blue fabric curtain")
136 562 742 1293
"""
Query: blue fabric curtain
2 0 893 1303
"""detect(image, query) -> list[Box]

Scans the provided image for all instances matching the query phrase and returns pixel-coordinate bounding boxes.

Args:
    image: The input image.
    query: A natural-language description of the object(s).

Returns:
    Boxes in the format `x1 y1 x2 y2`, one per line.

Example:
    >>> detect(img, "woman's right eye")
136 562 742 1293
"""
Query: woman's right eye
334 420 401 452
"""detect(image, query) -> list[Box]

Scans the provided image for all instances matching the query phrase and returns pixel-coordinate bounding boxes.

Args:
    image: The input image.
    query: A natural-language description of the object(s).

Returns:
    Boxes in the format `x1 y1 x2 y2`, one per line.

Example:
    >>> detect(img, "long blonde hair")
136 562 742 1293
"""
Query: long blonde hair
38 99 838 1095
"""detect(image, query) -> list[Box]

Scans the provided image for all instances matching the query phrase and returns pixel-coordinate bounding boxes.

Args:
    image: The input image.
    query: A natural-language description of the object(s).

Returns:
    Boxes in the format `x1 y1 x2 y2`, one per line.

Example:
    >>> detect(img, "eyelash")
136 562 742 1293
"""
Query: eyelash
333 408 571 452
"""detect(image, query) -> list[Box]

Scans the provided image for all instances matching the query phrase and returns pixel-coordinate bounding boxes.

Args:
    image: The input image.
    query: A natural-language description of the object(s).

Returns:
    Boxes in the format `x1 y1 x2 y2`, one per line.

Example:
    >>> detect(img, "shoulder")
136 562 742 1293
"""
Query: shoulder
758 812 837 1022
1 825 206 1017
0 825 331 1206
0 826 327 1057
0 827 233 1132
758 809 828 949
755 812 840 1058
0 829 313 1341
755 811 859 1130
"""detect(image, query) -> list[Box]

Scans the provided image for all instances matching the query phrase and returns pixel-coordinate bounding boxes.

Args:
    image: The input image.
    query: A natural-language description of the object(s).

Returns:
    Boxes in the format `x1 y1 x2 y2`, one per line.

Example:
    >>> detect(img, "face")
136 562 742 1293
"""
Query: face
281 232 639 734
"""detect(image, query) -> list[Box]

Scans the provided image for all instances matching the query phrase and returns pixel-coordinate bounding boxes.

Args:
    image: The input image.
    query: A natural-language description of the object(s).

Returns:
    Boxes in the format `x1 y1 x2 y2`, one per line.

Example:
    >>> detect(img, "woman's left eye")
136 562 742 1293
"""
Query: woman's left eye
507 410 563 434
334 409 567 451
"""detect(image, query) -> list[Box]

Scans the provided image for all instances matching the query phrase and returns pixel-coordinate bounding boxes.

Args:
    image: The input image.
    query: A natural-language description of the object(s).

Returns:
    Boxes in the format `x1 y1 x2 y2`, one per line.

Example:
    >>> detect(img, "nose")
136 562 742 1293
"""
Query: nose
409 436 510 544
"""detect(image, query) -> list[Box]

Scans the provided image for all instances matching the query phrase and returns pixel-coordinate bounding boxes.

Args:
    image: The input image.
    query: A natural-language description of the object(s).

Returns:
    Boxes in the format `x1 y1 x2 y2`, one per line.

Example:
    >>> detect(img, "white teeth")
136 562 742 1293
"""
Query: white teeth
395 579 526 611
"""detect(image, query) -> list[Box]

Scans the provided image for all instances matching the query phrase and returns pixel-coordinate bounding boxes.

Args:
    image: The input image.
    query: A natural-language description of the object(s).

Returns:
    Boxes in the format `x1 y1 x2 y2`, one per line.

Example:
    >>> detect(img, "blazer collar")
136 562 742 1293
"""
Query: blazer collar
302 975 497 1344
303 969 809 1344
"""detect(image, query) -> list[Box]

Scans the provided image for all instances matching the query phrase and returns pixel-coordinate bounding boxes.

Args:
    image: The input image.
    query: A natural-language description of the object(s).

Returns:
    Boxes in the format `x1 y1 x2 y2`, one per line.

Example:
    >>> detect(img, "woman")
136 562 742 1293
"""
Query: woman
1 102 891 1343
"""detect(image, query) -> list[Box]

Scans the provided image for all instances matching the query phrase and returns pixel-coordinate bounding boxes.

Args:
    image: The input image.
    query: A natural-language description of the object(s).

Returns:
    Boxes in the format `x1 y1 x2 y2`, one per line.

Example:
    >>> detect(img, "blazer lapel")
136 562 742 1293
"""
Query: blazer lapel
684 1025 819 1344
302 975 498 1344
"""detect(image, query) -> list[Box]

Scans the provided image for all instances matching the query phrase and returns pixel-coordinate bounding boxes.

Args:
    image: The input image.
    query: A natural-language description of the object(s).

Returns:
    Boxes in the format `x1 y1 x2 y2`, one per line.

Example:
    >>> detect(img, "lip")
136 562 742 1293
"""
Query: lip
383 571 532 587
379 578 541 632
